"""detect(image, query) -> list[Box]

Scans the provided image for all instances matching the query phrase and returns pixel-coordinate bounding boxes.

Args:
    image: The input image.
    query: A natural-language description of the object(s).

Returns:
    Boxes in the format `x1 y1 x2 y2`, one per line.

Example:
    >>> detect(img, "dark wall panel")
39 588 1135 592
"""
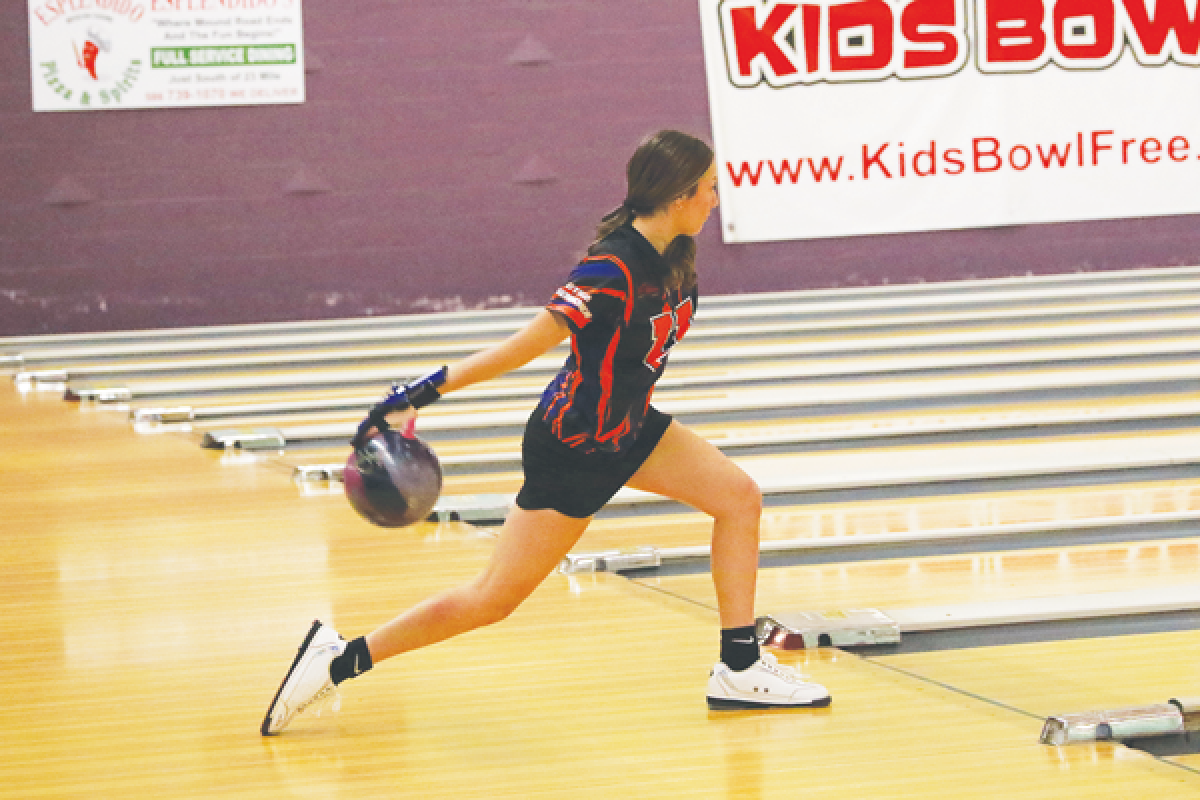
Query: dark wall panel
3 1 1198 335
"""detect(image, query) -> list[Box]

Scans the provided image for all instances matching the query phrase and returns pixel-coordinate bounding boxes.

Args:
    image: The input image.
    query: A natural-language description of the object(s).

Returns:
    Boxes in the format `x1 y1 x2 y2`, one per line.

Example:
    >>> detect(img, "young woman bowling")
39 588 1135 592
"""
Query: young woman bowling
262 130 832 735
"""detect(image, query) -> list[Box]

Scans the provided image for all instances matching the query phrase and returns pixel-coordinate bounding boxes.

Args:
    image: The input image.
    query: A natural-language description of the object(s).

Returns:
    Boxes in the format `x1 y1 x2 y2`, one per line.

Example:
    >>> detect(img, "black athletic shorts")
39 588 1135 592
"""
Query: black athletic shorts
514 406 673 519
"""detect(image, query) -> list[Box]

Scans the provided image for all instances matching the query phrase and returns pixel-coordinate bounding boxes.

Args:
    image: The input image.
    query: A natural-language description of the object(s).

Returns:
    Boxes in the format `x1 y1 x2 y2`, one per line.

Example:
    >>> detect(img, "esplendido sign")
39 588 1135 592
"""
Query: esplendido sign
699 0 1200 242
29 0 304 112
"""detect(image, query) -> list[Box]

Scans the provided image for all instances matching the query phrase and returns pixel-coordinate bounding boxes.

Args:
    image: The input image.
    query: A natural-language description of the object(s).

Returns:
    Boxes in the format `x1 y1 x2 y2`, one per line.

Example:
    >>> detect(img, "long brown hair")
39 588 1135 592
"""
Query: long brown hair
591 130 713 291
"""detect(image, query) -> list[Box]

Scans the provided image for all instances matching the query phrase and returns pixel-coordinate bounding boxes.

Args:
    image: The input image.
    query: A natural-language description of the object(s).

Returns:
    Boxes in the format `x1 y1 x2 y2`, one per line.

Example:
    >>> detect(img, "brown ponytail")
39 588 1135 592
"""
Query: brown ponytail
590 130 714 291
594 203 635 245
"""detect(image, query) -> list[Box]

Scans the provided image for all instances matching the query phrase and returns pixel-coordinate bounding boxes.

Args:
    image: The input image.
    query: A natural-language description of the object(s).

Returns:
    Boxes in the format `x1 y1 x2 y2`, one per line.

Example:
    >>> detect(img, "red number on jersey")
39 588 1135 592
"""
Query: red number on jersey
675 297 694 340
644 298 694 370
645 312 674 370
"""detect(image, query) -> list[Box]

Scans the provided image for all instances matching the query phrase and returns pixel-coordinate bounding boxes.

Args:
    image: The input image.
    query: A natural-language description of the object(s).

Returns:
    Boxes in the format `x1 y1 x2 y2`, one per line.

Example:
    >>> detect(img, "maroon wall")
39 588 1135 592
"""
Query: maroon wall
3 1 1200 335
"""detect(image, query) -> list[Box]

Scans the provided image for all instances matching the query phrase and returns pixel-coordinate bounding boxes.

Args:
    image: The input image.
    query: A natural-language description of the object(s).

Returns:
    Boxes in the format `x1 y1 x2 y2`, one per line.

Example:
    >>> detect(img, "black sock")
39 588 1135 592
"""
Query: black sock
720 625 761 672
329 637 373 685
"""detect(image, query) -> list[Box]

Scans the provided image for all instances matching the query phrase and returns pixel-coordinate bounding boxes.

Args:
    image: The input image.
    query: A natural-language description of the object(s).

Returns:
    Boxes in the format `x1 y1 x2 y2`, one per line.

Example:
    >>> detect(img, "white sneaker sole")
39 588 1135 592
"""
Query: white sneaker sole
707 694 832 710
261 620 324 736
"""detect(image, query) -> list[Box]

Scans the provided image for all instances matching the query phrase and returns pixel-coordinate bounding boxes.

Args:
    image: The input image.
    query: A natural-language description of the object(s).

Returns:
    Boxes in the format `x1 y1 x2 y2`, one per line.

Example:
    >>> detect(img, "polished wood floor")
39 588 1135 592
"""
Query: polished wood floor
5 384 1200 798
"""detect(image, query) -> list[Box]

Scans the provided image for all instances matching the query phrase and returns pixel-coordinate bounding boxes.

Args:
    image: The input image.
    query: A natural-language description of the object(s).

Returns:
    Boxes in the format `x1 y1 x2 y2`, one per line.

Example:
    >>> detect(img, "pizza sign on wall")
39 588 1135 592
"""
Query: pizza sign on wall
28 0 305 112
699 0 1200 241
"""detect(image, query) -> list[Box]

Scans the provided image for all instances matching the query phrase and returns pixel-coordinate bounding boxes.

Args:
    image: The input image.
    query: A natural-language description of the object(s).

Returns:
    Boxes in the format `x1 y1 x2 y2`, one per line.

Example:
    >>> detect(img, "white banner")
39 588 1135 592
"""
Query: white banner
29 0 304 112
699 0 1200 242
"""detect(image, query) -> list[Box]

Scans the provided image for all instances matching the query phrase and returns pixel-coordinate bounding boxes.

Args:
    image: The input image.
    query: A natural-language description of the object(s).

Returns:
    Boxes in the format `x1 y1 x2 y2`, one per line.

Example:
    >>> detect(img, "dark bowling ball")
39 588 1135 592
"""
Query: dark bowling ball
344 429 443 527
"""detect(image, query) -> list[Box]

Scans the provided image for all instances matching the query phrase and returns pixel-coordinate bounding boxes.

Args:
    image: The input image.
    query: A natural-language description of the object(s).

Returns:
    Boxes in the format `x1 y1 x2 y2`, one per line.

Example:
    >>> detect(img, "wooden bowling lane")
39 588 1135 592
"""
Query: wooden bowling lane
627 526 1200 783
292 470 1200 560
863 630 1200 785
181 394 535 436
1168 753 1200 772
7 275 1197 367
243 387 1200 462
69 330 1200 410
870 631 1200 730
633 535 1200 615
693 293 1200 338
425 430 1200 527
867 630 1200 779
5 386 1200 797
54 307 1200 409
579 479 1200 552
197 365 1200 468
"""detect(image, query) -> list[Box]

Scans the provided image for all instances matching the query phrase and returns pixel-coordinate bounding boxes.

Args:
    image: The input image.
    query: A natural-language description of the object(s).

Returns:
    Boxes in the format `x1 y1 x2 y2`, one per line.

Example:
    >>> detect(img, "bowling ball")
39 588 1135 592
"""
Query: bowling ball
344 429 443 527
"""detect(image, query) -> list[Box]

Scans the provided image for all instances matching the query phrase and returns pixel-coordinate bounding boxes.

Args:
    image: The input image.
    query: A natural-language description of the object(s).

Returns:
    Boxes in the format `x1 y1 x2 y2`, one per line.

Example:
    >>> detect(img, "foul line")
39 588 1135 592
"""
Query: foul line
626 576 723 616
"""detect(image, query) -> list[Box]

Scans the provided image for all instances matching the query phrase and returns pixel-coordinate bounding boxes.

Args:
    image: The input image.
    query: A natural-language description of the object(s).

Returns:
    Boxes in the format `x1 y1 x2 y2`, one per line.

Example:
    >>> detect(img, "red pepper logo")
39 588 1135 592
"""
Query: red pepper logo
79 39 100 80
74 29 110 82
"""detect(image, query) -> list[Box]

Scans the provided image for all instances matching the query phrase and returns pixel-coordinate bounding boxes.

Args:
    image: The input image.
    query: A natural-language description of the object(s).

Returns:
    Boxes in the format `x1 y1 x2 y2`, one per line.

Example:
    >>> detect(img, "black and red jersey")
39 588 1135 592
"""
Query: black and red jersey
538 223 697 454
